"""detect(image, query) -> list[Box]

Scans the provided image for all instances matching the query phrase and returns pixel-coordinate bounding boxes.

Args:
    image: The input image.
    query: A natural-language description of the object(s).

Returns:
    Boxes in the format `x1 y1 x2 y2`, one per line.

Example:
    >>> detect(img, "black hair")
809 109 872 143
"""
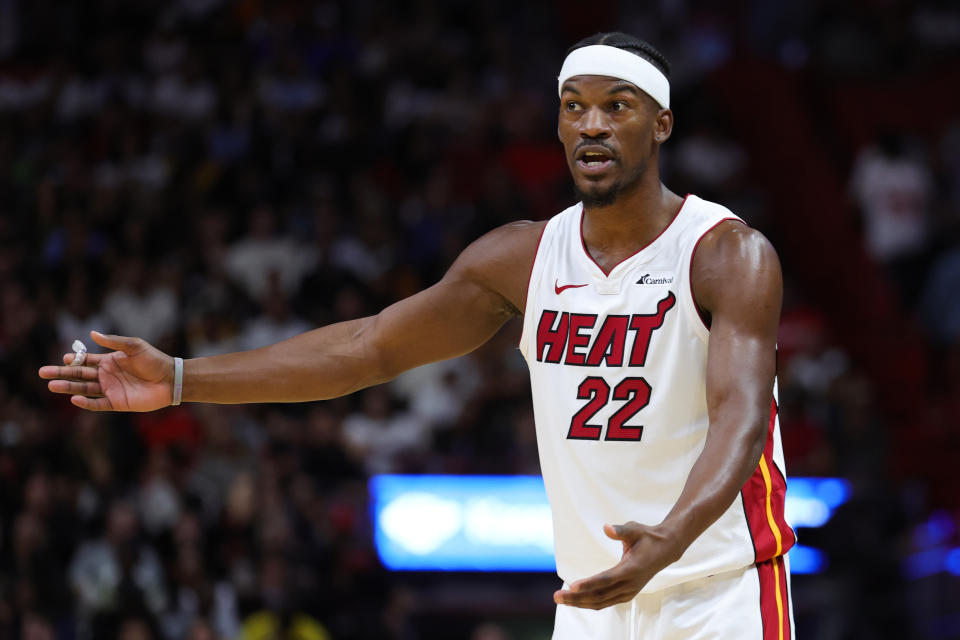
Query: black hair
567 32 671 79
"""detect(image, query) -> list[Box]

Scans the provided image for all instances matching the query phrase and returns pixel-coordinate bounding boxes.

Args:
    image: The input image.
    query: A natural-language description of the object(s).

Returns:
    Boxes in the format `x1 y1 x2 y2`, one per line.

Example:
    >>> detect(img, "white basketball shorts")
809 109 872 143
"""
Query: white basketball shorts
552 555 795 640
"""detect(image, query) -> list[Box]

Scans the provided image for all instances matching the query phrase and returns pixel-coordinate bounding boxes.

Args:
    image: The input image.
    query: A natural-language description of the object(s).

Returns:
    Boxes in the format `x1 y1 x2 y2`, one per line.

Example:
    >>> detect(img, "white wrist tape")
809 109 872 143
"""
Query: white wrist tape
172 357 183 406
71 340 87 366
558 44 670 109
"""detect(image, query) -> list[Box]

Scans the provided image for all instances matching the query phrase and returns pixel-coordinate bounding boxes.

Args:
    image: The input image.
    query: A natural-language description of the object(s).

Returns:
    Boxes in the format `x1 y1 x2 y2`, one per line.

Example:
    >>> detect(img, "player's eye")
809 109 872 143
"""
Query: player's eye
565 101 582 112
610 101 628 112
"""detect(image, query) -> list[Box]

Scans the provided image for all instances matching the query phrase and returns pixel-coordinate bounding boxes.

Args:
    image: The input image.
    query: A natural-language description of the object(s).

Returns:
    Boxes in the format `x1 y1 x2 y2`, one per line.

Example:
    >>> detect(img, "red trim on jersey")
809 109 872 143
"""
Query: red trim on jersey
741 399 796 562
757 555 791 640
579 194 690 277
519 222 549 349
688 216 745 330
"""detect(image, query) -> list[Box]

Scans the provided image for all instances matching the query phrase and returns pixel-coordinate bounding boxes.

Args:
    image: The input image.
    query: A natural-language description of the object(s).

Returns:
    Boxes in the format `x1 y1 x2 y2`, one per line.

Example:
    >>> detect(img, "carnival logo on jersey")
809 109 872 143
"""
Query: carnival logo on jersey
636 273 674 285
534 292 676 367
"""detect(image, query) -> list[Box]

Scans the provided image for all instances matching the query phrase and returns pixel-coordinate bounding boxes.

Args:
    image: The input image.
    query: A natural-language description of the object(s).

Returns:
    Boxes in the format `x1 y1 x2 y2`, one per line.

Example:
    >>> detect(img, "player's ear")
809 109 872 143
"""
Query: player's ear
654 108 673 144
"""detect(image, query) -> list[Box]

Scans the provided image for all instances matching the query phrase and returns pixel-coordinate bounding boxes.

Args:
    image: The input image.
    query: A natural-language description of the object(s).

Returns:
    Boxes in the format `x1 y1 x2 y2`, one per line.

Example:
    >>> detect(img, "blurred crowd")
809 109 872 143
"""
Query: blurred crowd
1 0 959 639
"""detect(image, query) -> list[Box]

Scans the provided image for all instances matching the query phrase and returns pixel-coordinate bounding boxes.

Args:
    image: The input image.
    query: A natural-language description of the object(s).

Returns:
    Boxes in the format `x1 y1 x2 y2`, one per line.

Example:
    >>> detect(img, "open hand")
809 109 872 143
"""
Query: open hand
553 521 681 610
38 331 175 412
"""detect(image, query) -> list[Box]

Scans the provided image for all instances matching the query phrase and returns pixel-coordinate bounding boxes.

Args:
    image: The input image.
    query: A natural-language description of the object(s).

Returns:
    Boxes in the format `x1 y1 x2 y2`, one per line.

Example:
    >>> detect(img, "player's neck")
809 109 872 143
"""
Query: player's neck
581 178 684 271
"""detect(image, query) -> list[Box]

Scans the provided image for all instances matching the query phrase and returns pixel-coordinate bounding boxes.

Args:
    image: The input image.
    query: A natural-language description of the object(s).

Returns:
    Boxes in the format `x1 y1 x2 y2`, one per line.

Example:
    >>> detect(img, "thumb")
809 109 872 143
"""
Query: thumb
605 522 642 555
90 330 143 355
603 523 624 541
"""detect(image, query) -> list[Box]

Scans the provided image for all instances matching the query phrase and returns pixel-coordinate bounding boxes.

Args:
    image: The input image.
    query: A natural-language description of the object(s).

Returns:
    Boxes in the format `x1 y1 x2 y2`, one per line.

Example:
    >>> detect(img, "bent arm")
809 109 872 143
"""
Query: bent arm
656 221 782 558
183 221 543 404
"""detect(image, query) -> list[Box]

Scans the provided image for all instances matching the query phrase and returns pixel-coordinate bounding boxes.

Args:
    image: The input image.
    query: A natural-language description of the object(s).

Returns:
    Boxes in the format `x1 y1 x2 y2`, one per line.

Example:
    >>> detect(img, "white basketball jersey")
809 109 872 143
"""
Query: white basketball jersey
519 195 794 593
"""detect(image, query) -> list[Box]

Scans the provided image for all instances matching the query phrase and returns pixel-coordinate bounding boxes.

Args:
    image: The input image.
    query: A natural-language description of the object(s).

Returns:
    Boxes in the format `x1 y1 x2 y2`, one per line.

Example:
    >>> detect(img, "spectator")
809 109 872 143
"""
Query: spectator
341 386 427 474
225 206 316 302
102 257 180 346
237 276 311 352
69 500 167 620
849 132 933 306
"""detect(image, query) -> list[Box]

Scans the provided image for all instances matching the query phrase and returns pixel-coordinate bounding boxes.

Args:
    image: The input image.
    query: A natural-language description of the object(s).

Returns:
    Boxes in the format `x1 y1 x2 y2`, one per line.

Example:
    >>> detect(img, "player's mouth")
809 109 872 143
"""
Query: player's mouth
575 146 616 175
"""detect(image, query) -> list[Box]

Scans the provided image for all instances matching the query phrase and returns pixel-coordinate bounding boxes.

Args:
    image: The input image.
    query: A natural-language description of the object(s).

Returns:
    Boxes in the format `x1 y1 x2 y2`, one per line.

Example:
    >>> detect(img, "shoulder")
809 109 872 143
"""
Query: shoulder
446 220 549 315
694 220 779 271
453 220 548 277
691 219 782 319
460 220 548 260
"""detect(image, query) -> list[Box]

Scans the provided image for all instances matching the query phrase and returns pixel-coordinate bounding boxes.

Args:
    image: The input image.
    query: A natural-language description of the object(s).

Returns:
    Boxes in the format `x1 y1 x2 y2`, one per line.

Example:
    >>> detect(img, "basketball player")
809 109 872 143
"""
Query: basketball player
40 33 795 639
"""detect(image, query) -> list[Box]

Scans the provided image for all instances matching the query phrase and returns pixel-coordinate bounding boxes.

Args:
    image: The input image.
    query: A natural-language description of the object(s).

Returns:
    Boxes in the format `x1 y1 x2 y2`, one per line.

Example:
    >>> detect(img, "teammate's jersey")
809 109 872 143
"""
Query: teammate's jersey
519 194 795 593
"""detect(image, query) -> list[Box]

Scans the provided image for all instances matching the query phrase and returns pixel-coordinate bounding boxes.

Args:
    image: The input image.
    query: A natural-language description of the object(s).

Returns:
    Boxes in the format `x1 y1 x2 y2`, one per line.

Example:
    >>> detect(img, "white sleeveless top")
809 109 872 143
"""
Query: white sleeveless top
519 195 794 593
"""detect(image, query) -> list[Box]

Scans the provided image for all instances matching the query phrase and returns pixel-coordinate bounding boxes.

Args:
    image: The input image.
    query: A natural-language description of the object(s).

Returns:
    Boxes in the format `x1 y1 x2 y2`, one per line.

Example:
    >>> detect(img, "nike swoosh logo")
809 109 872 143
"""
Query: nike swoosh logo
555 279 589 295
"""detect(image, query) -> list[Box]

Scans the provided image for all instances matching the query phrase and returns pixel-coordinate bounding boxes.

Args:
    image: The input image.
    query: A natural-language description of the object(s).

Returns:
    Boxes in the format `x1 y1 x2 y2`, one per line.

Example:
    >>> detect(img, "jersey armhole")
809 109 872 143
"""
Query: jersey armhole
684 217 745 343
518 221 550 357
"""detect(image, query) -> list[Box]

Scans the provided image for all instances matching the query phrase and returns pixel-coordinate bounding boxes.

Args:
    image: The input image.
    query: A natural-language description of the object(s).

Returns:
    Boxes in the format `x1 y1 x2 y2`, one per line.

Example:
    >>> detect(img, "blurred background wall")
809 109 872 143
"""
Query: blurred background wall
1 0 959 638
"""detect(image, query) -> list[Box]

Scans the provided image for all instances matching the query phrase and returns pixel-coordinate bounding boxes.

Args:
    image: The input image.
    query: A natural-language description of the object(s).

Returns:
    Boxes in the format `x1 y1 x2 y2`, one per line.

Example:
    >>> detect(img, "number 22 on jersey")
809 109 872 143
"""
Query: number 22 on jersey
534 292 675 442
568 376 651 441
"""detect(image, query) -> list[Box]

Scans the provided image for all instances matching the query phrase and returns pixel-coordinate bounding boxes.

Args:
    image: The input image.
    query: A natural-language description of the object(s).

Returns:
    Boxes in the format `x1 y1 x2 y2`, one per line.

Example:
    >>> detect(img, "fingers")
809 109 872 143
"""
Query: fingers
90 330 145 355
71 395 114 411
39 365 100 381
555 569 626 609
553 548 649 610
47 379 103 396
567 571 617 598
554 589 637 609
63 352 104 366
555 523 665 609
554 577 638 610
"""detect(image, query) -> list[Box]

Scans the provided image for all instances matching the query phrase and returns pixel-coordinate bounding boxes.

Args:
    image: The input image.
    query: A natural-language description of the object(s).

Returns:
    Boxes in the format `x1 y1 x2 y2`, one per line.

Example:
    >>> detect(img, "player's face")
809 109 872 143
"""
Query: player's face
558 75 669 208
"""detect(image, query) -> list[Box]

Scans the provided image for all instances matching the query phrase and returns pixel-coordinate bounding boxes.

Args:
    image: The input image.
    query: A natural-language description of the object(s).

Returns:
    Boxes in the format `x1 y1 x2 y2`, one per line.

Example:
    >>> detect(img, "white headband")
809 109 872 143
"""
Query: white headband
557 44 670 109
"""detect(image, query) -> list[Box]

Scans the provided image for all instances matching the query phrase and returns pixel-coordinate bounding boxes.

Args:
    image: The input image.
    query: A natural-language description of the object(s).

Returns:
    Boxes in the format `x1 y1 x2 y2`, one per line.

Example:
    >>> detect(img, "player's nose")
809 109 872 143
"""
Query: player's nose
578 106 611 139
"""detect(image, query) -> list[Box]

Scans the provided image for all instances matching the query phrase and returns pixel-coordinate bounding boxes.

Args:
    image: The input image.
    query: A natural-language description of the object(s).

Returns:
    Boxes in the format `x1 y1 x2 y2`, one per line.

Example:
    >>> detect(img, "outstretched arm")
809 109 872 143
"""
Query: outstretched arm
40 221 545 411
555 221 782 609
182 235 519 403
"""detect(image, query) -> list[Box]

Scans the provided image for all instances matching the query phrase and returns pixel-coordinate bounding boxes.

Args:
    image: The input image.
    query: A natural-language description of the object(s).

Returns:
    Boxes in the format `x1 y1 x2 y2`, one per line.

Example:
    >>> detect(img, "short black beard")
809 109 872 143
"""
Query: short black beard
574 158 647 210
575 180 625 209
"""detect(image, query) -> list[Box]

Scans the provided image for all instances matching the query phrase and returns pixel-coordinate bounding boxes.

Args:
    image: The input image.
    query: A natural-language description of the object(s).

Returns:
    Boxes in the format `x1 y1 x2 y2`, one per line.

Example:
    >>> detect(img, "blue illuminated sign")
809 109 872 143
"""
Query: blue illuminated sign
783 477 851 528
788 544 827 574
370 475 850 574
371 475 556 571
